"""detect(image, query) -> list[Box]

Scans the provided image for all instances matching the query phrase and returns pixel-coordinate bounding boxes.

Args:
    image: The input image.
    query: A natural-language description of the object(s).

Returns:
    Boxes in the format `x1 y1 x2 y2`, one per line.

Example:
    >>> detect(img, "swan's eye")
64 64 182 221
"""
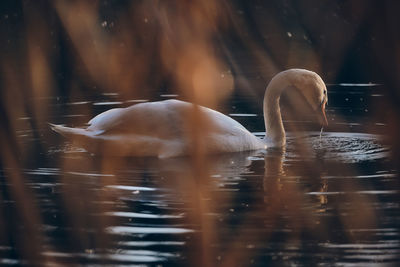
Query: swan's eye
323 89 327 95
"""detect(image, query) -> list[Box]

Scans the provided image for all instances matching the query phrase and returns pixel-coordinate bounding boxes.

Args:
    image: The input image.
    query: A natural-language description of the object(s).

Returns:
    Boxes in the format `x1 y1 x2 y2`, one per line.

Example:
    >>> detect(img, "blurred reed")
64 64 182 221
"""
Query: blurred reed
0 0 399 265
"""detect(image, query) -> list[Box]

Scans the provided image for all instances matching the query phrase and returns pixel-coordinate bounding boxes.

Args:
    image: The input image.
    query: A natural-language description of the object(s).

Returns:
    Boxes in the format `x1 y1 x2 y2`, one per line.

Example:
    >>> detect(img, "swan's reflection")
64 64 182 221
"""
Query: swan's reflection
263 147 286 206
263 146 328 210
56 140 379 265
94 151 265 266
105 148 330 265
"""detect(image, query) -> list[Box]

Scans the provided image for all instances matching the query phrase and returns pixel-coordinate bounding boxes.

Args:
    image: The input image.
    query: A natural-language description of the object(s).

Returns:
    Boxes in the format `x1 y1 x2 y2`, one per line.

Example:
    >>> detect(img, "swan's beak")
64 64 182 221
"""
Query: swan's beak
317 104 328 127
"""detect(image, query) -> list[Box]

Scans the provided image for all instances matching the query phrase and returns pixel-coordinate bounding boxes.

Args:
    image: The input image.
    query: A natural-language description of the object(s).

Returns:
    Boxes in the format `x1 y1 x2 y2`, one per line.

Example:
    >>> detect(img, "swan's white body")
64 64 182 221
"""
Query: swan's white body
51 69 328 158
51 99 266 158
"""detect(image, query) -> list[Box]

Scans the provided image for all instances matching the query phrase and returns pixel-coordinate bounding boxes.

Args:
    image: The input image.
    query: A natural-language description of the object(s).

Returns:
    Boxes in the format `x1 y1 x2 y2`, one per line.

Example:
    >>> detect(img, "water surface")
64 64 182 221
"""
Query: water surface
1 84 399 266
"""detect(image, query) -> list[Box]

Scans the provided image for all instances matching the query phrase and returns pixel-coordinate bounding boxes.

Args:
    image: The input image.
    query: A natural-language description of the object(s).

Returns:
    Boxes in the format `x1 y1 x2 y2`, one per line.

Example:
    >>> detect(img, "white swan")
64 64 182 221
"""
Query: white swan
50 69 328 158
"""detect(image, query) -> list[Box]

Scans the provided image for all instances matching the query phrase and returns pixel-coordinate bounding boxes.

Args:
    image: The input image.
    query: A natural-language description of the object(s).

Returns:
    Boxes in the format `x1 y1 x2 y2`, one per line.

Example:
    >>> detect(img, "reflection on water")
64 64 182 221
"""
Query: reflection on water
1 85 399 266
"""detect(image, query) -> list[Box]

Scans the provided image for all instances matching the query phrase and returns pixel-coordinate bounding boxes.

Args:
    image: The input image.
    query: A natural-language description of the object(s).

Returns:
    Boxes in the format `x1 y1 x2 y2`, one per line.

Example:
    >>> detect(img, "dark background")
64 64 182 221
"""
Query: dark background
0 1 400 265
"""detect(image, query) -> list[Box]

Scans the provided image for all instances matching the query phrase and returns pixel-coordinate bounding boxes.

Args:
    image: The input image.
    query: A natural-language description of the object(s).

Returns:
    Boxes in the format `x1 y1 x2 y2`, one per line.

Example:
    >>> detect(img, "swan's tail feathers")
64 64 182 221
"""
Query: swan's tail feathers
48 123 89 139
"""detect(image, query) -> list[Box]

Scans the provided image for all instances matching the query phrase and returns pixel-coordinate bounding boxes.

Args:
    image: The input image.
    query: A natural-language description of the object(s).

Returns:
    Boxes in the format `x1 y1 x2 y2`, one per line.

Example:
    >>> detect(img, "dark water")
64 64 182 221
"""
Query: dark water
1 84 399 266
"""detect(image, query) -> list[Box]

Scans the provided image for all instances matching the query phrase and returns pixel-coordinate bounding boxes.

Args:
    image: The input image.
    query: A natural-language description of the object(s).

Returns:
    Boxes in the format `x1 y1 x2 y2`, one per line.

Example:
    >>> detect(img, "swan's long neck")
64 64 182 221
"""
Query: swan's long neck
263 73 291 147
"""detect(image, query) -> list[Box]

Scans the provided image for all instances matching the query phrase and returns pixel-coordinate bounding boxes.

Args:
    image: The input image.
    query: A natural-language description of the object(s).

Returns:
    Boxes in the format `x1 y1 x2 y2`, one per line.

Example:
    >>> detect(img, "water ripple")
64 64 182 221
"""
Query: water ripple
106 226 194 235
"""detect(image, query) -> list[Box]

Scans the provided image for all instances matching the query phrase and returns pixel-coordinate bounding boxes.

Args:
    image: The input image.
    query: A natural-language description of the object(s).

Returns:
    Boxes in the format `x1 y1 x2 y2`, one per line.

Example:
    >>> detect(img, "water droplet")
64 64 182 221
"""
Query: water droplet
287 32 292 37
101 21 107 27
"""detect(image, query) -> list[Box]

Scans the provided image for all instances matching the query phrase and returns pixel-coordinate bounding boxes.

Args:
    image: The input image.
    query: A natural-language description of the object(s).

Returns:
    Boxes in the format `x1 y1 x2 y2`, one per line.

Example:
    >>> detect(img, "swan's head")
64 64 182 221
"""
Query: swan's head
284 69 328 127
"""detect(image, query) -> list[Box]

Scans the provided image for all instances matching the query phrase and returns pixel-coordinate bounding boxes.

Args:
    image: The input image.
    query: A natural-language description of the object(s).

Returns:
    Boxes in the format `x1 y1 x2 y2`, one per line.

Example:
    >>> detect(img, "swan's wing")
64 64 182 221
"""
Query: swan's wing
87 107 125 135
86 100 187 138
85 99 260 149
